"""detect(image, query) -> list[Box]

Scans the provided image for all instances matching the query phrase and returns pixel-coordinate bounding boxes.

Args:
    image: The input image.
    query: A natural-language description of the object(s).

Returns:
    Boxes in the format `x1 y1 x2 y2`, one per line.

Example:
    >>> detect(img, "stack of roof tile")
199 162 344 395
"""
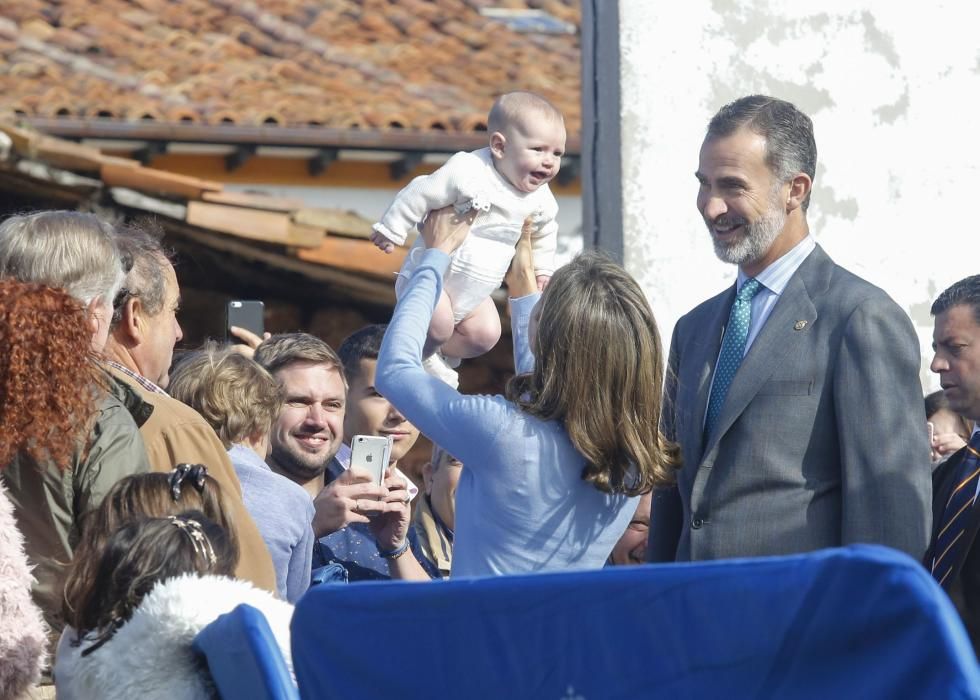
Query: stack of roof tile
0 0 580 135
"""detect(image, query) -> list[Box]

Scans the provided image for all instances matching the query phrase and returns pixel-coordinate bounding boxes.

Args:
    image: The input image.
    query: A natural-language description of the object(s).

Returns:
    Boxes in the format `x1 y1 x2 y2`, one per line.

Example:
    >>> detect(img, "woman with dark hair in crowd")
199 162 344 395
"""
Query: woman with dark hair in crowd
55 508 292 700
373 209 679 579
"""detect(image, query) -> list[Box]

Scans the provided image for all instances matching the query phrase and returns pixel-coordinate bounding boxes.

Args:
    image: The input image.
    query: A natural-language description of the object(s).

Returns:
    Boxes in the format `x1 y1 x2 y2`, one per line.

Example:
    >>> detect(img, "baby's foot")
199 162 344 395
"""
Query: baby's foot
422 353 460 388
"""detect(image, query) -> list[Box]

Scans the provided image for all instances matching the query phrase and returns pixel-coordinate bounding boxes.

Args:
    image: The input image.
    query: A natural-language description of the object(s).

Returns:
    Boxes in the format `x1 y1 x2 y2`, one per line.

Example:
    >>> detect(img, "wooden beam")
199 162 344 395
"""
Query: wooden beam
291 208 372 238
307 148 338 176
15 160 103 189
162 220 396 305
225 145 256 172
133 141 168 166
186 201 324 248
390 152 423 180
296 234 406 279
101 161 223 200
202 190 305 212
110 187 187 219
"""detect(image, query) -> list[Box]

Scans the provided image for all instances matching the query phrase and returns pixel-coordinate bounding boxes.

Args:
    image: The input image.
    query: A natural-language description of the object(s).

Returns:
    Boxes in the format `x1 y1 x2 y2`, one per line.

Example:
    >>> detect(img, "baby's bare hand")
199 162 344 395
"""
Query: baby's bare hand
371 231 395 253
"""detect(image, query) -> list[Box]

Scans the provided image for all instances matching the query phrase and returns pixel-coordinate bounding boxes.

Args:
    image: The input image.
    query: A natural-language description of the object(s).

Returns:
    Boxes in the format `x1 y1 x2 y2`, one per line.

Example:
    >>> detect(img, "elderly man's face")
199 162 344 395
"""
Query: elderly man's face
932 304 980 422
695 128 789 274
140 262 183 388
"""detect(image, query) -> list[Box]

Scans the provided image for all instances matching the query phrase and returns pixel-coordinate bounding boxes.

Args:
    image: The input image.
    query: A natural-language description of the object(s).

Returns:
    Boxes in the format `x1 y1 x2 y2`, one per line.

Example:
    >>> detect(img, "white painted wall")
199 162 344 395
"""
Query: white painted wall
617 1 980 390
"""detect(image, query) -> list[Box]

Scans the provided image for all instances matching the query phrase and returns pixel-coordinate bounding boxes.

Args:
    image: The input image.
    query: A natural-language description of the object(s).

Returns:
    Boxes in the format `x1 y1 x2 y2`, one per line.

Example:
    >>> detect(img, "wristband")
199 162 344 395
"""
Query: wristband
378 540 410 559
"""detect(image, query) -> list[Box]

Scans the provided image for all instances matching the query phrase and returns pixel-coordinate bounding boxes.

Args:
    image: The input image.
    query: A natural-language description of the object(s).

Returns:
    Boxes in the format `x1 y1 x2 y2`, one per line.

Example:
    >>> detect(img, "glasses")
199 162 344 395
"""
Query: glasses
169 463 209 501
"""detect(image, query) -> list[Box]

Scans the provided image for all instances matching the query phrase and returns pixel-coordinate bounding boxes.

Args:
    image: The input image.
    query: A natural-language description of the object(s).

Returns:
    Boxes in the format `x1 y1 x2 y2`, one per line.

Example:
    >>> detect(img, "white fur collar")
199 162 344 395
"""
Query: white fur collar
54 574 293 700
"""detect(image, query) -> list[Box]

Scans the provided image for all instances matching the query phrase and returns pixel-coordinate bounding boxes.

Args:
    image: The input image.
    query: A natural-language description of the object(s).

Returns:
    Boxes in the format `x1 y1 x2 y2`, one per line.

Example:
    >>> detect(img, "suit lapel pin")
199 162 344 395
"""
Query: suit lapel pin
794 320 808 331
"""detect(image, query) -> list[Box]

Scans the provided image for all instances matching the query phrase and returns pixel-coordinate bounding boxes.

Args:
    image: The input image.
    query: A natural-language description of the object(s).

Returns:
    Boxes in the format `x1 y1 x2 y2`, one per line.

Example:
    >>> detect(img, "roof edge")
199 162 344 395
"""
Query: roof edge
24 118 582 155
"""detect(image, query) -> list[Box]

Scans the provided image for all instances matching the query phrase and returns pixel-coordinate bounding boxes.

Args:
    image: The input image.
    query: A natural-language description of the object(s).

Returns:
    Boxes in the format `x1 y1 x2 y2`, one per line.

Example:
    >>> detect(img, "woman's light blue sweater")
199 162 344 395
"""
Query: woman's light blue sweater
376 249 637 577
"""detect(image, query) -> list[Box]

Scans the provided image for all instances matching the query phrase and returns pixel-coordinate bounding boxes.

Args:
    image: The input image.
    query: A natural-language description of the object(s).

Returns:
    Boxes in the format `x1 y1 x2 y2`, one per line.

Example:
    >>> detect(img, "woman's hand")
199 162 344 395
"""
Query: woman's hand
504 216 537 297
420 206 477 255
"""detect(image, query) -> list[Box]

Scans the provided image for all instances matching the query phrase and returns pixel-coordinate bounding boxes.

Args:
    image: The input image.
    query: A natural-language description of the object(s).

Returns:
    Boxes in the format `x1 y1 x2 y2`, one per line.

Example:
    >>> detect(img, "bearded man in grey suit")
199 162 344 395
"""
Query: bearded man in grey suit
647 95 931 563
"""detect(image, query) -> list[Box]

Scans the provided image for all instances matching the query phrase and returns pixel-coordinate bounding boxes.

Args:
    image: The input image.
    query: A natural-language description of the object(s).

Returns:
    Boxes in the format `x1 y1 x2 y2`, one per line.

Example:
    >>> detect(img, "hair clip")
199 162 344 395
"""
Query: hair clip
169 463 208 502
168 515 217 568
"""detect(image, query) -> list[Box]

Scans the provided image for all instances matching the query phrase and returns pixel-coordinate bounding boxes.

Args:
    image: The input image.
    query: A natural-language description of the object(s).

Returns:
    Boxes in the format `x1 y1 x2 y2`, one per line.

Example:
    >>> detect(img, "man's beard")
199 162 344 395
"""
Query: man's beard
708 193 787 267
268 439 335 483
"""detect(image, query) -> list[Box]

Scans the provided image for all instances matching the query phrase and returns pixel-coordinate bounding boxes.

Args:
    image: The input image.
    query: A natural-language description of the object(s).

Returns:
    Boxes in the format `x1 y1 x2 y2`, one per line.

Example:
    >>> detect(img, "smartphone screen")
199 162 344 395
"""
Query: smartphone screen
226 300 264 342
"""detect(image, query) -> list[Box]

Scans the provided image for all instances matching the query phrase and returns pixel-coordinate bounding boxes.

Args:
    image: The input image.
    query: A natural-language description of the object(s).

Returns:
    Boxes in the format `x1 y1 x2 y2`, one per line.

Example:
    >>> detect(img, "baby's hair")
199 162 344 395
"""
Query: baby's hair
487 91 564 135
70 511 236 656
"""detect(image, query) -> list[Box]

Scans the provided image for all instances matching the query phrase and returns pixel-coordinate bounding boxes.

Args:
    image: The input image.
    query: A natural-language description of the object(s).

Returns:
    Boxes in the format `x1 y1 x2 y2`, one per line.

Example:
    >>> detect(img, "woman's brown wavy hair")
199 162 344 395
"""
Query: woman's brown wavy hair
0 279 102 469
505 251 680 496
63 470 237 631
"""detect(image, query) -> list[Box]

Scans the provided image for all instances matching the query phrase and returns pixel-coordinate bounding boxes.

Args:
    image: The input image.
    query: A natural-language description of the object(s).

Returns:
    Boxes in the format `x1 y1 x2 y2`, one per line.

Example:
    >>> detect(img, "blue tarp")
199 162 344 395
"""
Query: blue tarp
292 545 980 699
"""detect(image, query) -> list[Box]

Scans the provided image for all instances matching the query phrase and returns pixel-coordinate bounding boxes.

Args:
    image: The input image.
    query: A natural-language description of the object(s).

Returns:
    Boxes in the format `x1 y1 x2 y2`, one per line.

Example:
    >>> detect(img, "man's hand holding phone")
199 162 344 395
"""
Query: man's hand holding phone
311 467 388 538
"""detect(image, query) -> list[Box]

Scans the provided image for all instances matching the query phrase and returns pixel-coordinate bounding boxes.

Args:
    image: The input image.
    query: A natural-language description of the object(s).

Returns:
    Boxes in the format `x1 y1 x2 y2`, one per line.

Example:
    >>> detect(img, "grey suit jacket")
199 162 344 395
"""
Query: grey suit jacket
649 244 931 562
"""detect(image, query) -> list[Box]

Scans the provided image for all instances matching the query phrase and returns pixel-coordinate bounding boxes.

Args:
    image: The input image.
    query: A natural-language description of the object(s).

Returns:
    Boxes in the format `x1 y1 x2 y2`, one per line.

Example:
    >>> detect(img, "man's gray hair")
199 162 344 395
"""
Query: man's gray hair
253 332 345 383
706 95 817 211
113 223 173 325
0 210 124 305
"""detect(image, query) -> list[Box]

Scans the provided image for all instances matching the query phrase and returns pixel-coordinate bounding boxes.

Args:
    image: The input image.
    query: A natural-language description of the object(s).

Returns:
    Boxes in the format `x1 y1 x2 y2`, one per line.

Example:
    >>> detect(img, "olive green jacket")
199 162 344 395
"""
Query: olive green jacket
2 371 150 645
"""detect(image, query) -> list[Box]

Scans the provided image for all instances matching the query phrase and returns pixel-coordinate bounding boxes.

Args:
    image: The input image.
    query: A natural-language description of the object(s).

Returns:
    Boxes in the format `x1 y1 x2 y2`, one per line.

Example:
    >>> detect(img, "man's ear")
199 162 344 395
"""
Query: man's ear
421 461 435 495
786 172 812 213
84 297 103 338
489 131 506 160
118 296 144 343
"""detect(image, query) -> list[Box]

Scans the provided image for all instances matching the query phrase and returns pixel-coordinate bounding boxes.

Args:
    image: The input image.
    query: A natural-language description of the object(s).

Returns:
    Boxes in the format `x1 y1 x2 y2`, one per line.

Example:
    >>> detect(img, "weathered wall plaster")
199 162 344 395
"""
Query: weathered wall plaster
617 1 980 389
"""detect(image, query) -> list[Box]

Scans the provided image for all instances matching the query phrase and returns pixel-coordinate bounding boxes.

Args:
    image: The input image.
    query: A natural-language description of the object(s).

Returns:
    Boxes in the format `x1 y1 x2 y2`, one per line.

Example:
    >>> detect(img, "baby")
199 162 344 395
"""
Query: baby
371 91 566 385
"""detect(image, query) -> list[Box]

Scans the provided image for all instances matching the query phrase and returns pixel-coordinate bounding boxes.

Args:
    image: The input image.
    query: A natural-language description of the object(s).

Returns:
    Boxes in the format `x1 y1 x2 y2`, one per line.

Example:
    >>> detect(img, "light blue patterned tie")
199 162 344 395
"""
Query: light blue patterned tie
704 278 762 441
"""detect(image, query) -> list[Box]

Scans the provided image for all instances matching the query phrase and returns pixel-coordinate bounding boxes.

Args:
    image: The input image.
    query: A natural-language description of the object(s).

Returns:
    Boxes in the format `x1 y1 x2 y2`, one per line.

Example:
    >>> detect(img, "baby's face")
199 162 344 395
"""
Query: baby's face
494 117 566 193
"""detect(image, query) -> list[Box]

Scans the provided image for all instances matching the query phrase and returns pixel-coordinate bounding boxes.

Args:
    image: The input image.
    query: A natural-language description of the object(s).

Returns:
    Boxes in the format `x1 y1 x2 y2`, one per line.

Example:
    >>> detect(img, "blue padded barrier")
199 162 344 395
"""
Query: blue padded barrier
292 545 980 699
194 603 298 700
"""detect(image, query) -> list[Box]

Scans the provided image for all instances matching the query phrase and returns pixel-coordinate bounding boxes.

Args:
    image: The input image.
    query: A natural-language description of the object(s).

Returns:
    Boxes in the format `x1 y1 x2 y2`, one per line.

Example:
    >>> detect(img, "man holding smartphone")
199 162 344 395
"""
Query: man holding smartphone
252 333 391 543
315 324 423 581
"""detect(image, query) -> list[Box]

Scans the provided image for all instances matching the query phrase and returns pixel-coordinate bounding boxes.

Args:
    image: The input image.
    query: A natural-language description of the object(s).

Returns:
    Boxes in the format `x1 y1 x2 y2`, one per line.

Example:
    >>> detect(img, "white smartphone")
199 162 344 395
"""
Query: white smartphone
349 435 391 485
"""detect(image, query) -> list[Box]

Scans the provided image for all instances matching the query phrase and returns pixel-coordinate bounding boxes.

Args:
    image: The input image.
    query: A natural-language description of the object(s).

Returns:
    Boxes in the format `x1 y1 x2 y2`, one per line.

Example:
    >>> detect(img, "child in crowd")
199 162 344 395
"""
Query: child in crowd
169 344 315 603
371 91 566 385
55 510 293 700
63 466 237 614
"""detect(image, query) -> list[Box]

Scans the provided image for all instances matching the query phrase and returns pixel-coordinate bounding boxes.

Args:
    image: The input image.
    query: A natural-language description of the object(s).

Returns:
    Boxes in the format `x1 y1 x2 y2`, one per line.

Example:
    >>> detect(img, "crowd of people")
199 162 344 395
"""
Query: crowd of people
0 91 977 698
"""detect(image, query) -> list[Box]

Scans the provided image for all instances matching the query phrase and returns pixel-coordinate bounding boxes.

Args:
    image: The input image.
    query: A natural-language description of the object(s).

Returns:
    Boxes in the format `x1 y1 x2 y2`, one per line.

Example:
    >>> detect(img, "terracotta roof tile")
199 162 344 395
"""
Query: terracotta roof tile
1 0 581 137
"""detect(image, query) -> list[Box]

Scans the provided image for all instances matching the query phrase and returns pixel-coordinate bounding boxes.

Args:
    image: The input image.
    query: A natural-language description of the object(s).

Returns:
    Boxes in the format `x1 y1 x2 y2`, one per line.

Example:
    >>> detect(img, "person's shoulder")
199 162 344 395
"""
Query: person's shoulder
246 462 314 514
141 391 222 435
